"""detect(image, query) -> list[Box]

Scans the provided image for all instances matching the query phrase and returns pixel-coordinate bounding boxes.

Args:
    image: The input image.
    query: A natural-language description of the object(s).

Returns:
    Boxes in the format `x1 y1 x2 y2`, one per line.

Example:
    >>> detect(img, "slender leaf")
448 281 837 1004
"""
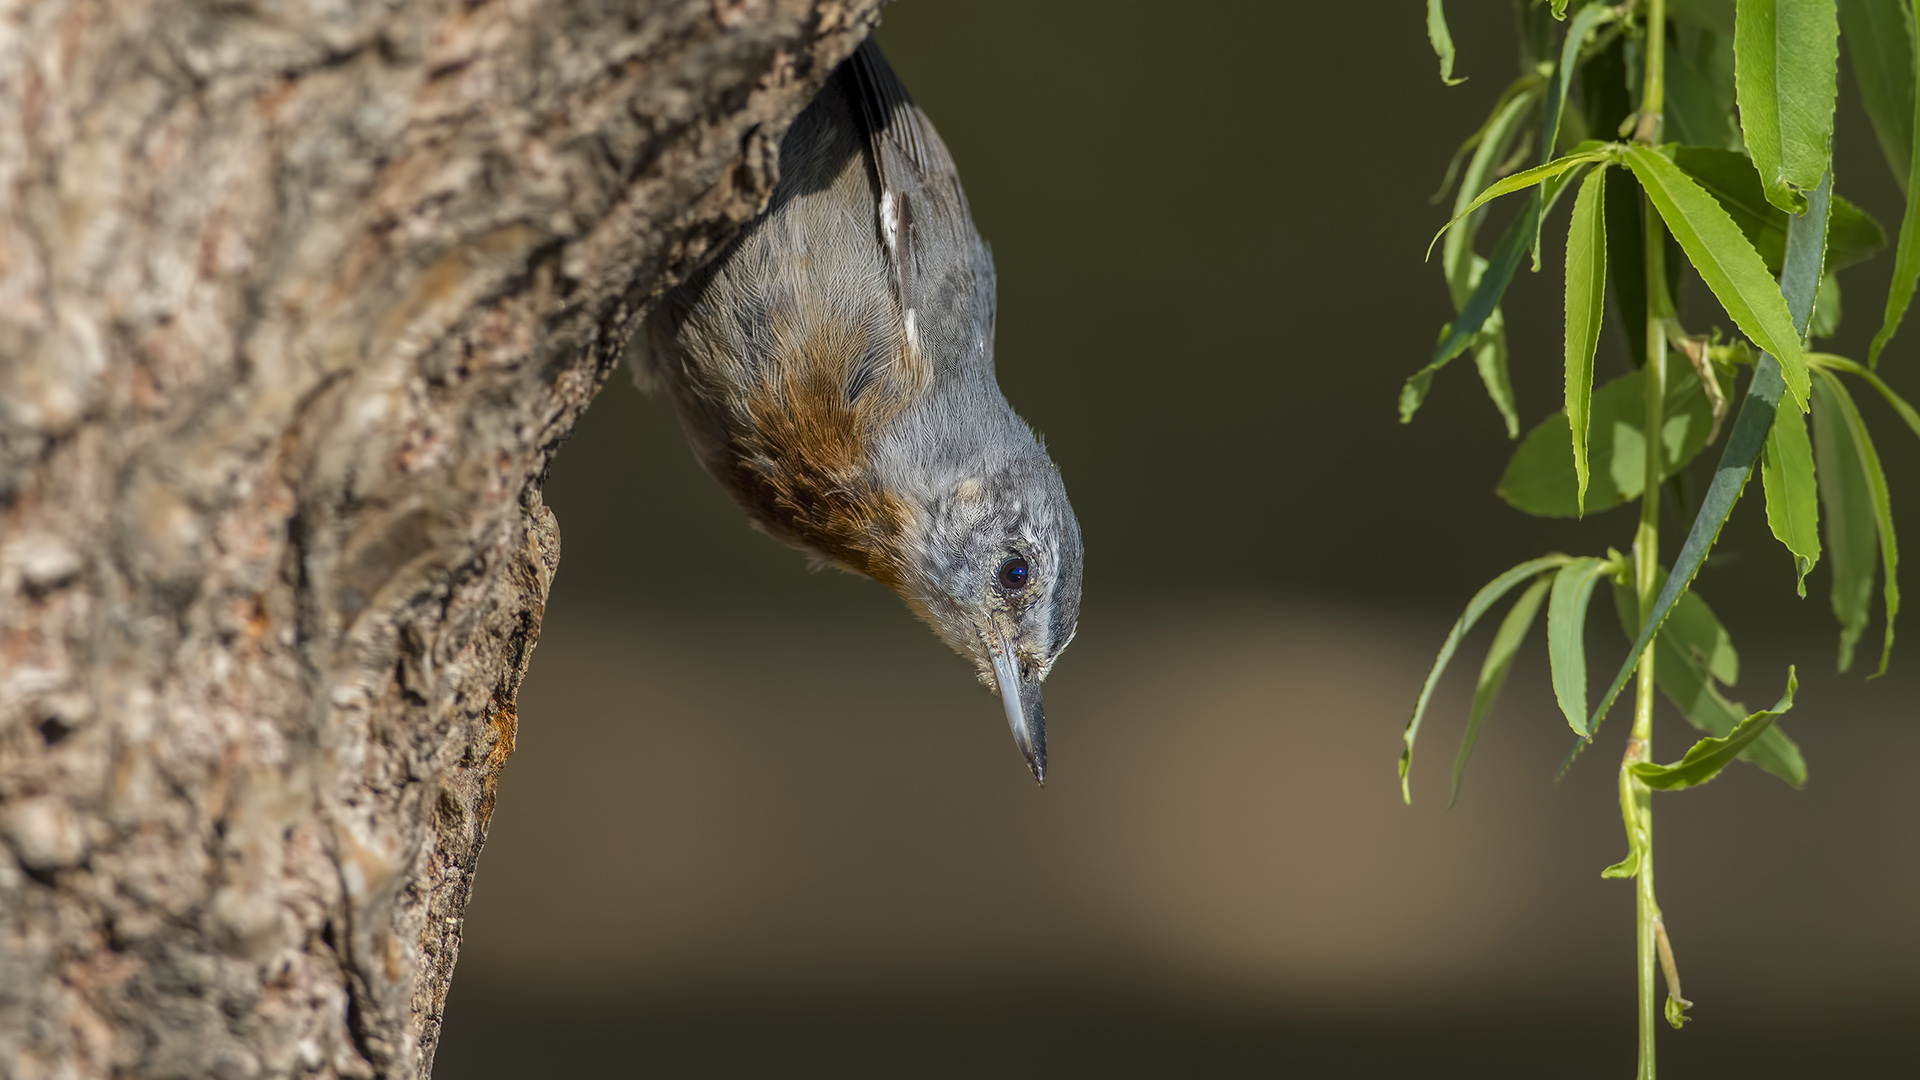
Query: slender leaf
1653 577 1739 686
1567 164 1610 513
1840 0 1917 194
1670 146 1886 274
1601 847 1641 879
1447 92 1541 306
1452 575 1552 806
1428 146 1616 259
1516 1 1555 70
1428 0 1467 85
1472 308 1521 438
1810 271 1843 339
1586 366 1780 739
1624 144 1811 410
1734 0 1840 214
1536 5 1619 265
1762 402 1822 595
1405 199 1538 423
1438 90 1539 441
1811 372 1879 671
1632 669 1799 789
1608 575 1784 779
1408 163 1595 424
1814 367 1900 673
1823 197 1885 273
1589 165 1832 736
1434 75 1545 206
1871 4 1920 366
1499 356 1723 518
1812 352 1920 438
1402 555 1577 803
1549 557 1614 737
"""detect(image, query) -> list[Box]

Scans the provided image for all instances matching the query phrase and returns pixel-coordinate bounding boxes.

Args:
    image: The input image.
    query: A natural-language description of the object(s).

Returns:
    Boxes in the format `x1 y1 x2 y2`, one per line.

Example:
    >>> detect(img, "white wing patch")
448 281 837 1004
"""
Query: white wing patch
904 307 922 365
879 190 899 259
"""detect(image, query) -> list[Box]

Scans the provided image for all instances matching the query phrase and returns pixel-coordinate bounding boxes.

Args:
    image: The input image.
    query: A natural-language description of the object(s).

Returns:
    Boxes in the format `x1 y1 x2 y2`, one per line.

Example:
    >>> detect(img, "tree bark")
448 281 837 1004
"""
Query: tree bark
0 0 881 1075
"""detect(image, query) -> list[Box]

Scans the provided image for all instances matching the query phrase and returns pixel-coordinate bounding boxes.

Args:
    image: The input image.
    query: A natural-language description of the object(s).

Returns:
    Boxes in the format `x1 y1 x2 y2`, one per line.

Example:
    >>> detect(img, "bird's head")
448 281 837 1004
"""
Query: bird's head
890 456 1082 784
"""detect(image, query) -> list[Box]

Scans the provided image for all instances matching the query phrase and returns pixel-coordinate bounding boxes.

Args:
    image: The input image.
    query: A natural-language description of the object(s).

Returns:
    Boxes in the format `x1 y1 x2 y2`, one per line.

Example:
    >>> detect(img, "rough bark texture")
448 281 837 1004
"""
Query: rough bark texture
0 0 882 1075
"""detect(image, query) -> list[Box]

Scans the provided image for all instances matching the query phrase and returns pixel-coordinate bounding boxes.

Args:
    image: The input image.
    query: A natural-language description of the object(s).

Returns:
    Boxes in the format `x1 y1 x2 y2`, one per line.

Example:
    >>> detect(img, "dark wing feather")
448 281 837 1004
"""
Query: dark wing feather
840 39 979 383
843 38 951 183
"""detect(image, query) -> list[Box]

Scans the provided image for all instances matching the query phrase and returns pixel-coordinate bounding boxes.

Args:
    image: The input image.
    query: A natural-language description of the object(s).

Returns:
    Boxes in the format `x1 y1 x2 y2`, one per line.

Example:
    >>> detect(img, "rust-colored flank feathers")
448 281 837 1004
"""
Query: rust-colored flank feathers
735 320 918 592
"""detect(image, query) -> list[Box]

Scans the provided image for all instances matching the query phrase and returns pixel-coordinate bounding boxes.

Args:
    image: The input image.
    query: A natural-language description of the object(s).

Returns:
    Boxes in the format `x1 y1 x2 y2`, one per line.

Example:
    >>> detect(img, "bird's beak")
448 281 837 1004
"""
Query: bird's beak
991 630 1047 785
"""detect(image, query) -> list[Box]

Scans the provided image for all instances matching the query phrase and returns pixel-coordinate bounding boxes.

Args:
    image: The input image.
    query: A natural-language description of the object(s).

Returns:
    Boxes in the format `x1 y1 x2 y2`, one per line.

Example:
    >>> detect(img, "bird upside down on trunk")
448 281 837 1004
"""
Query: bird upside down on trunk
635 38 1083 783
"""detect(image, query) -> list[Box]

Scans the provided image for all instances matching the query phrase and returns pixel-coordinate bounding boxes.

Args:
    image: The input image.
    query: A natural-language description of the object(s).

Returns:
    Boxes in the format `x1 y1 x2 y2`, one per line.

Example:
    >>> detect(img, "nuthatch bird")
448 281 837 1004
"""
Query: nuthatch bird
634 39 1083 783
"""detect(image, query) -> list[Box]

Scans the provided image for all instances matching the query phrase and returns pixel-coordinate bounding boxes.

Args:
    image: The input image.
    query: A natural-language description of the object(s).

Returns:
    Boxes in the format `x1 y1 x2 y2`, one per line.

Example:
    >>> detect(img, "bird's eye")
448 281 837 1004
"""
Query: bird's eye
998 556 1030 592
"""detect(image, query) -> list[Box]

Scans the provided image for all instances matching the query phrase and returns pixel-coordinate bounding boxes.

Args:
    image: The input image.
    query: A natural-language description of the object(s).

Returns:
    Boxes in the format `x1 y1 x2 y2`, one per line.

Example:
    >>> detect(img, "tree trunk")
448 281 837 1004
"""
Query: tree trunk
0 1 881 1075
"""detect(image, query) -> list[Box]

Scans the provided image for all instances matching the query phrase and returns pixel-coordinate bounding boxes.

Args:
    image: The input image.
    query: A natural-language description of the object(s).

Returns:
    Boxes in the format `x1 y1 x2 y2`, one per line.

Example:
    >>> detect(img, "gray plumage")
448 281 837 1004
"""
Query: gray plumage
634 39 1082 782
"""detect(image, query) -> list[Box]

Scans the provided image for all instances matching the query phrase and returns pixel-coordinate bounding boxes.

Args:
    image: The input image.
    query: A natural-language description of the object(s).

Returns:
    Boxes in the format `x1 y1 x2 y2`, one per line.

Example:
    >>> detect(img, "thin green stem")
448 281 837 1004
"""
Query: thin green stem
1632 4 1667 1077
1633 0 1667 145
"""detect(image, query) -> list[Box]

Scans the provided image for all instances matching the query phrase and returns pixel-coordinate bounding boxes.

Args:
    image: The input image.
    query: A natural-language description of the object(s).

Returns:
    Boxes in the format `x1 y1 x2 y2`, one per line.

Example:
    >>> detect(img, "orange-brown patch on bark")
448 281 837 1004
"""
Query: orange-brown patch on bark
476 701 518 830
738 319 915 590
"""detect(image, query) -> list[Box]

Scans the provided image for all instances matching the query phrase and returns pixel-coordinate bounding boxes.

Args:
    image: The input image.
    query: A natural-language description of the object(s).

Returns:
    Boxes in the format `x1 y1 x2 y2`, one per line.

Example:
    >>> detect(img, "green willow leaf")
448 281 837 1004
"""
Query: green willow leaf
1429 0 1467 86
1428 146 1616 259
1438 90 1541 442
1823 198 1886 273
1447 92 1541 306
1810 272 1843 339
1627 559 1809 781
1472 308 1521 439
1434 75 1544 206
1408 161 1596 426
1649 576 1738 686
1549 557 1614 737
1871 6 1920 366
1404 198 1537 424
1761 403 1821 595
1669 146 1886 274
1734 0 1840 214
1401 554 1577 803
1814 367 1900 674
1452 574 1552 806
1811 383 1877 669
1536 5 1619 266
1811 352 1920 438
1631 668 1798 789
1624 144 1811 411
1810 373 1879 671
1499 356 1721 518
1840 0 1917 194
1589 165 1832 737
1613 577 1807 786
1566 164 1609 514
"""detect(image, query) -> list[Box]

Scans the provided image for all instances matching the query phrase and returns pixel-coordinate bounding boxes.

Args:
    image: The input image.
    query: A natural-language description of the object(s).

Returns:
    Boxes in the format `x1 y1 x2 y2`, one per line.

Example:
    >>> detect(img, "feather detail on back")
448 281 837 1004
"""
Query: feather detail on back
841 40 980 388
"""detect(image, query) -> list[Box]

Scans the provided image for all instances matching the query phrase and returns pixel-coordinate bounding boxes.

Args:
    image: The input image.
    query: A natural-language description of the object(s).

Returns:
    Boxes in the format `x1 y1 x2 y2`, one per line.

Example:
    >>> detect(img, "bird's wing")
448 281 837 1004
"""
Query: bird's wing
841 39 981 384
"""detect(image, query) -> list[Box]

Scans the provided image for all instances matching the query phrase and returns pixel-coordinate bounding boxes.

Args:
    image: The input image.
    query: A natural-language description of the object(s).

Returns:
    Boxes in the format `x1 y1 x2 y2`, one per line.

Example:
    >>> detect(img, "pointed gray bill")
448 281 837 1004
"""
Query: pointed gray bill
992 632 1047 784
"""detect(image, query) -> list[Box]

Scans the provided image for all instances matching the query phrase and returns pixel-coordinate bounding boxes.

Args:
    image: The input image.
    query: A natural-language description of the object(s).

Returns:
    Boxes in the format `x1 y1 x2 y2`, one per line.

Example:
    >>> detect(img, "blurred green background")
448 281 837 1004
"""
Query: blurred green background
434 3 1918 1076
